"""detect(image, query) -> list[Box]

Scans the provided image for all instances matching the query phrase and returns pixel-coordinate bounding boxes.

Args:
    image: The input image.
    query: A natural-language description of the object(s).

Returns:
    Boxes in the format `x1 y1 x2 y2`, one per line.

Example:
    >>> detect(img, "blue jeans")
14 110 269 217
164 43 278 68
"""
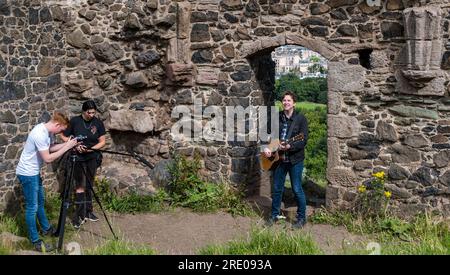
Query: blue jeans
271 161 306 222
17 174 51 243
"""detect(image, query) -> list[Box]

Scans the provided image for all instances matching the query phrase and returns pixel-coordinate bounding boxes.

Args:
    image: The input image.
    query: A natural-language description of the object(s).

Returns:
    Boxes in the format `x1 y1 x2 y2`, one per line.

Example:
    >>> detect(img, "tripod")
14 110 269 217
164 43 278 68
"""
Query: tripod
54 152 117 252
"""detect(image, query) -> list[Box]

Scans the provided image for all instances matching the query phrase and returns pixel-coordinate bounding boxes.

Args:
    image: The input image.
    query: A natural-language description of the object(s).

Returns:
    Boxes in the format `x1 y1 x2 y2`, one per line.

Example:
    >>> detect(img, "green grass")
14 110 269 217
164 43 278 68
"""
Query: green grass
4 192 65 238
0 214 20 235
310 208 450 255
0 192 80 254
0 214 28 254
199 227 324 255
44 192 64 221
0 244 13 255
275 101 326 111
85 239 156 255
104 192 171 213
6 213 29 239
0 211 30 251
296 101 326 111
310 178 327 188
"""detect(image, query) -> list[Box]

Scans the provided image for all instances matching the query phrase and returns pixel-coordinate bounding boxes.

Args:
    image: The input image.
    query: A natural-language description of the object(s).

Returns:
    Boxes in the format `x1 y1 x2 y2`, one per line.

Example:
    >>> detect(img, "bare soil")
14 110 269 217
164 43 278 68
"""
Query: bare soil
71 207 366 255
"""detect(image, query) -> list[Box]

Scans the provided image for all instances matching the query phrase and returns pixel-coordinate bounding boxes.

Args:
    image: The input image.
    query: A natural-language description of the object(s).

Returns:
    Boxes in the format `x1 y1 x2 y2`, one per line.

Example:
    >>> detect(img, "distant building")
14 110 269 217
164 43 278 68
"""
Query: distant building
272 45 328 79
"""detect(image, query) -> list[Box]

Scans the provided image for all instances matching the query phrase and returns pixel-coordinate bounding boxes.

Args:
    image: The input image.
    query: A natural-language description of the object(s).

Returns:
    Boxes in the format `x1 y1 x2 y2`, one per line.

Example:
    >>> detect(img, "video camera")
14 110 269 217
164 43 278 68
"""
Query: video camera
73 135 87 141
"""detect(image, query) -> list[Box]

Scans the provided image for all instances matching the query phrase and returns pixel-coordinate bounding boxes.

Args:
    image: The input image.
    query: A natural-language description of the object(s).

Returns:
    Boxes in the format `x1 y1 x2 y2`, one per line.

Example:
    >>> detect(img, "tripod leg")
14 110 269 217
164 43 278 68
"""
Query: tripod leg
56 156 76 252
87 182 118 239
55 171 69 236
81 159 118 240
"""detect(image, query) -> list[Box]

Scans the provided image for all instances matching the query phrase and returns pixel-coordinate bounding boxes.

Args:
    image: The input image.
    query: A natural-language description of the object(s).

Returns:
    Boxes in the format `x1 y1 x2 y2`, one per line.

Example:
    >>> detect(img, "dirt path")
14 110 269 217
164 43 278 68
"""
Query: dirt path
71 208 366 255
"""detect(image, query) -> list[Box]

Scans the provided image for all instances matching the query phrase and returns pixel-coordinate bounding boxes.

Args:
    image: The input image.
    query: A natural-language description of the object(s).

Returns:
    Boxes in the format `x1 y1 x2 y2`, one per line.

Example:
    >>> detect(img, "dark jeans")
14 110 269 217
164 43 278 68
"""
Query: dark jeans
73 158 97 190
17 174 51 243
271 161 306 222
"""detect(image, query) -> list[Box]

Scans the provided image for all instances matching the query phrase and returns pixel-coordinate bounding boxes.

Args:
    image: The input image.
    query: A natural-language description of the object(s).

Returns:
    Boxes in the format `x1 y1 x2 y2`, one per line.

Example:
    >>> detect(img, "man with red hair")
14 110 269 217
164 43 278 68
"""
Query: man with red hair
16 112 78 252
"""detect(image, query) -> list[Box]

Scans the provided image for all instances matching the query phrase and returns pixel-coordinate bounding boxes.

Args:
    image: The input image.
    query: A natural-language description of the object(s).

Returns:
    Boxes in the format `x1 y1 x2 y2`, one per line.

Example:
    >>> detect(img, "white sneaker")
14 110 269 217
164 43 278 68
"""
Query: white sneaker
276 215 286 220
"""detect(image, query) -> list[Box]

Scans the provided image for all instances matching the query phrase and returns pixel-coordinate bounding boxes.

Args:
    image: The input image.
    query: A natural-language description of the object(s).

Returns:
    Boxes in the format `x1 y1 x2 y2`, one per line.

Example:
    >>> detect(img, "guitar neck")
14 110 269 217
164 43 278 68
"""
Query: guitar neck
285 135 303 144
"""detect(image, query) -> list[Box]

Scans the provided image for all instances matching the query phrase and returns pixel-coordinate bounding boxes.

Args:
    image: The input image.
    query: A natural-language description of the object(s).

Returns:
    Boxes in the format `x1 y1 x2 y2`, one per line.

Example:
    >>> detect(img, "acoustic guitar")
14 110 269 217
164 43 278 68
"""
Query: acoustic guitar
260 133 304 171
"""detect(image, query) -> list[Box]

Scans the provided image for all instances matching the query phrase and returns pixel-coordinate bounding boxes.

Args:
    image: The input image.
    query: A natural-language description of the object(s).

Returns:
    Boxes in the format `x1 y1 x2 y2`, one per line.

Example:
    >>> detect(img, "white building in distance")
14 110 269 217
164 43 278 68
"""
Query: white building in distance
272 45 328 79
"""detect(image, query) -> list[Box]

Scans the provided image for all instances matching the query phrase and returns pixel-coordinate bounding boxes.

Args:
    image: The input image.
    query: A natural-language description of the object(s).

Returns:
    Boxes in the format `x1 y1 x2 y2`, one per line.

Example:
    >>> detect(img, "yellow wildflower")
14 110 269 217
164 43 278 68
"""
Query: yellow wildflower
372 171 385 179
358 185 366 193
384 191 392 199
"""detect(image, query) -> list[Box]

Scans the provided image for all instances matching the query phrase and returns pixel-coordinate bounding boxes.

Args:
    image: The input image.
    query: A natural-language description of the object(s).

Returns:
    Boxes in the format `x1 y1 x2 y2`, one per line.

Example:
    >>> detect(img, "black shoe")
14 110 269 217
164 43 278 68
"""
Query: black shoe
42 225 56 236
266 215 286 226
33 240 54 253
293 219 306 229
86 212 99 222
266 218 275 227
71 216 86 229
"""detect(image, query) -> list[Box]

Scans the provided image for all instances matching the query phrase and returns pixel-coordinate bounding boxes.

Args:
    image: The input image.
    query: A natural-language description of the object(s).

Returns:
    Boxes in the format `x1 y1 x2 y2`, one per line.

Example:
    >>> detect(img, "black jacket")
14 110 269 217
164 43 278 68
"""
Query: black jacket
278 110 308 164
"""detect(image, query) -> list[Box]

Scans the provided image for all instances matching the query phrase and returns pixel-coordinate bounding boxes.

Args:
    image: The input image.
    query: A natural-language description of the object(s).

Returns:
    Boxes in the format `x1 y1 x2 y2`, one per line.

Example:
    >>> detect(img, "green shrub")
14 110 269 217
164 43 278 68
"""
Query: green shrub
167 153 255 216
96 177 170 214
298 106 327 187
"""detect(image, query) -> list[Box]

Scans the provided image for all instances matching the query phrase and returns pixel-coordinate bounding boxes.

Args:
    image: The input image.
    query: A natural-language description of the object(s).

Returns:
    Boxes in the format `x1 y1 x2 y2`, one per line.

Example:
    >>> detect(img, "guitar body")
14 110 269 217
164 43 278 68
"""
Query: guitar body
260 151 280 171
260 133 304 171
260 139 281 171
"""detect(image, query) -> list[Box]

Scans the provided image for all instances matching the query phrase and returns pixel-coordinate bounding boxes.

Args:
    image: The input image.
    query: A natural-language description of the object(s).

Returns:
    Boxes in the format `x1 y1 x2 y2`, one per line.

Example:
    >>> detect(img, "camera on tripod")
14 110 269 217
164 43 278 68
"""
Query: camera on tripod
55 135 117 251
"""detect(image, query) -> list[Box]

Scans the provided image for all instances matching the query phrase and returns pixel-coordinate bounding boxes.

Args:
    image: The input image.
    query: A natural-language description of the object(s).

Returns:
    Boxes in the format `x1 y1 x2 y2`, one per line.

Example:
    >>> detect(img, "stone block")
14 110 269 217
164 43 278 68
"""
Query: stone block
196 67 219 86
327 167 359 187
124 71 149 89
389 105 439 120
166 63 196 87
328 115 360 138
328 61 365 92
327 138 340 168
326 0 358 8
106 110 154 133
66 29 90 49
391 144 421 163
376 121 398 142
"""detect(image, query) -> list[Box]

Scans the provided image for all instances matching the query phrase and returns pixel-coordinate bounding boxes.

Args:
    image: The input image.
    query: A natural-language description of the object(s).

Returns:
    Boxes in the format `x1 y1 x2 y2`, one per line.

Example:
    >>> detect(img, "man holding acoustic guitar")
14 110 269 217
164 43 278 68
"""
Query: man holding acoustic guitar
262 91 309 229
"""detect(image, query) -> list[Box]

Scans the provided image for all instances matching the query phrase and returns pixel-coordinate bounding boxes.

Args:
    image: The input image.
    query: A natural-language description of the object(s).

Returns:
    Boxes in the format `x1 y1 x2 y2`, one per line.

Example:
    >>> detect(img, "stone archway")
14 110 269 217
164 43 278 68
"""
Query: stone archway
233 34 347 209
239 34 342 61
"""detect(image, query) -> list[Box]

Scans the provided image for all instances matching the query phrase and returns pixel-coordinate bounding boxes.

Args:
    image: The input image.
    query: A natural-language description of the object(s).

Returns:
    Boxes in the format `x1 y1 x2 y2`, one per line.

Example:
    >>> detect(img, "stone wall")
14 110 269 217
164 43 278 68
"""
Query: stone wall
0 0 68 212
1 0 449 216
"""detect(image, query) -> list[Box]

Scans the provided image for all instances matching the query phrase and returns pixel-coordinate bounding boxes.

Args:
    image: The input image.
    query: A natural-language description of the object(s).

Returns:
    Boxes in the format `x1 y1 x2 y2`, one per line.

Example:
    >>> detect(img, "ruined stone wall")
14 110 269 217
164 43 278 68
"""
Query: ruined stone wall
1 0 449 216
0 0 68 212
